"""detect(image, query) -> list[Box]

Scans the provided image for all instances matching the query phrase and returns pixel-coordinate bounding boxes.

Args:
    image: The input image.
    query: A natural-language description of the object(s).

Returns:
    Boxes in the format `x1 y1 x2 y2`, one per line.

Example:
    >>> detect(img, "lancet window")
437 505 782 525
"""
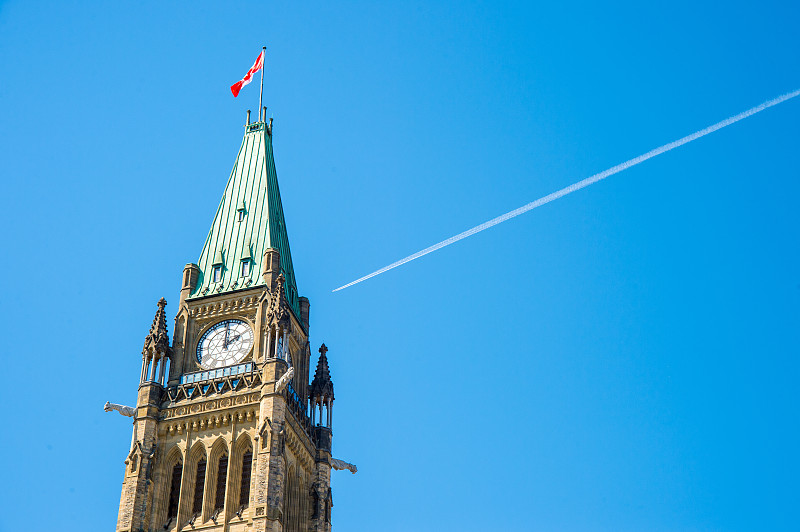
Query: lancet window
192 458 206 516
239 450 253 509
167 462 182 520
214 454 228 511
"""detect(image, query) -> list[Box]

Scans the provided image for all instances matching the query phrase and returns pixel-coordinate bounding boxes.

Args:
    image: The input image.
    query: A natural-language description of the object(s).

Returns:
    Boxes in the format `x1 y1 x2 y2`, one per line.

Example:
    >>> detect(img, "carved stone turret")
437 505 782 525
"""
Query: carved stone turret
299 296 310 330
262 247 281 290
179 263 200 305
270 274 289 326
118 299 171 532
140 298 171 387
309 344 335 532
310 344 334 452
143 298 170 358
310 344 334 404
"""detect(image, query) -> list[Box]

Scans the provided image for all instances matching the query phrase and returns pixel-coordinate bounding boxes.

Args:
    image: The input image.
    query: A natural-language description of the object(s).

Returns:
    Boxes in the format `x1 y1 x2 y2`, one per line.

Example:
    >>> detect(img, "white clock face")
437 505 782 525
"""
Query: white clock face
196 319 254 369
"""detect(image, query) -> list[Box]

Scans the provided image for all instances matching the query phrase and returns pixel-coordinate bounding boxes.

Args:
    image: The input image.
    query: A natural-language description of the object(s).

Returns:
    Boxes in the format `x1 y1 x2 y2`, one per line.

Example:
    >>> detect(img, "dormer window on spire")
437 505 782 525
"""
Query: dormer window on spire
211 251 225 283
237 200 247 222
240 243 253 278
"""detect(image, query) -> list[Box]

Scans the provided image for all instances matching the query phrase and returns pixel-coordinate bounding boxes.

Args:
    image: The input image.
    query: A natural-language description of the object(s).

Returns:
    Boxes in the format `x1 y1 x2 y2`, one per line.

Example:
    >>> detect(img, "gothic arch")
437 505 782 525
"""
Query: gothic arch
284 464 309 532
298 470 308 532
205 438 229 521
285 464 296 532
180 441 208 525
233 432 253 454
227 433 254 518
152 444 184 530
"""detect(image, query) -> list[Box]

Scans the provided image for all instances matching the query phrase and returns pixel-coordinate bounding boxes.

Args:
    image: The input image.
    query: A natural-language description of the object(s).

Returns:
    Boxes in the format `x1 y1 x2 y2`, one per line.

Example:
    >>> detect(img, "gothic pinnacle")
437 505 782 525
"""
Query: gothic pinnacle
142 297 170 356
310 343 334 400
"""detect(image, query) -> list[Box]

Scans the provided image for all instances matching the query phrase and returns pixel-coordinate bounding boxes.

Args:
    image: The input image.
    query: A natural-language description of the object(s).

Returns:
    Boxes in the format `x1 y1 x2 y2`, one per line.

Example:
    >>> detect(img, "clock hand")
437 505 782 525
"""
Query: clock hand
223 334 242 350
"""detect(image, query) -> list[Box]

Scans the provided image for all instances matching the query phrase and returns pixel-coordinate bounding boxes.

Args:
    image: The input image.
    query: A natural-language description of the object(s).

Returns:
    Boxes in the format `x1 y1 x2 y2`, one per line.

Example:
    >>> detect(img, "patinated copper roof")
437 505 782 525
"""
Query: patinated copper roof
189 120 300 320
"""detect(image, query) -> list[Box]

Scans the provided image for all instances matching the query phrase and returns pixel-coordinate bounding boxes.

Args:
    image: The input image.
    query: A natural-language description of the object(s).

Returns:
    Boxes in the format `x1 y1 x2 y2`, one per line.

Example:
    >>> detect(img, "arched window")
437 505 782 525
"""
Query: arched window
285 468 308 532
214 454 228 511
192 458 206 516
167 461 182 520
285 467 297 532
239 450 253 509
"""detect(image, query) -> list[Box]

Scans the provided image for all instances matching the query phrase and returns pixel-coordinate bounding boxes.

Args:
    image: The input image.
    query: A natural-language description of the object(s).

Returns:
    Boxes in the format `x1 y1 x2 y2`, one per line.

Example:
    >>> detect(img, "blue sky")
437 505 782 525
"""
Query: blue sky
1 1 798 531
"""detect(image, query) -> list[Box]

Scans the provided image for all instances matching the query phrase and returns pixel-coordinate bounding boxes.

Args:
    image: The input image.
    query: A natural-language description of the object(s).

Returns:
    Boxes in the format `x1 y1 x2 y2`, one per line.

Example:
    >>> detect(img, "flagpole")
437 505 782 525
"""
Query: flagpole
259 46 266 122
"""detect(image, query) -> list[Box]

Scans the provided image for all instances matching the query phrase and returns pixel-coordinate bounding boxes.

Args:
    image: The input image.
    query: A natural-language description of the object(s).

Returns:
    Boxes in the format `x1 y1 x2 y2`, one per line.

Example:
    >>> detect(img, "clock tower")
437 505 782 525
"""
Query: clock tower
113 112 349 532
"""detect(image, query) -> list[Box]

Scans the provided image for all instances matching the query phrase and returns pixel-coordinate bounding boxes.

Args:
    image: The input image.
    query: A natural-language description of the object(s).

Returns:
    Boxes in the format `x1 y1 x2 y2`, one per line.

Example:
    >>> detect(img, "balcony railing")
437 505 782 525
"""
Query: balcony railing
284 381 313 437
179 362 253 384
166 362 259 403
169 362 317 444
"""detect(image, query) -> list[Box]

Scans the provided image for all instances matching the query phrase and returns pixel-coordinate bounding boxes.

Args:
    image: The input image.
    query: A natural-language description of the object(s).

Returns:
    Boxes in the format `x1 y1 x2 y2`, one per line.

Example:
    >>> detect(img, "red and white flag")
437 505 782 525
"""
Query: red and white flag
230 50 264 97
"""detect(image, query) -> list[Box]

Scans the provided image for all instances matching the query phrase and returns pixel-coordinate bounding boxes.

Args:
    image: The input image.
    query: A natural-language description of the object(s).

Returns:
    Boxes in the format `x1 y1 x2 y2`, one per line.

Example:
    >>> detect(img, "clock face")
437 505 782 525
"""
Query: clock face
196 319 254 369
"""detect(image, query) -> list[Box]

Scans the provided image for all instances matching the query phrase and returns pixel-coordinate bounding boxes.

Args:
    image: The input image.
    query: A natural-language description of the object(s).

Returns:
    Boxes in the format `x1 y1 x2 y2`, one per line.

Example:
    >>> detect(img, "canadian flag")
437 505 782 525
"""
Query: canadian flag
230 50 264 97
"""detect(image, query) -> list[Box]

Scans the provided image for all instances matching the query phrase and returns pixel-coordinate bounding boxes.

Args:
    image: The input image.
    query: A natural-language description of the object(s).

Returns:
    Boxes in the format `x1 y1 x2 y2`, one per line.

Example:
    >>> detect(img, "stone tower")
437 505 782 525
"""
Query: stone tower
114 114 349 532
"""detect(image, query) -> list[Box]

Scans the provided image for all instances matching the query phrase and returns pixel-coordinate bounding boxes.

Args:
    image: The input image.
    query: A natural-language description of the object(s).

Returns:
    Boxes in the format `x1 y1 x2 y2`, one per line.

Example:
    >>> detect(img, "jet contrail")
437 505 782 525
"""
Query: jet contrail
333 89 800 292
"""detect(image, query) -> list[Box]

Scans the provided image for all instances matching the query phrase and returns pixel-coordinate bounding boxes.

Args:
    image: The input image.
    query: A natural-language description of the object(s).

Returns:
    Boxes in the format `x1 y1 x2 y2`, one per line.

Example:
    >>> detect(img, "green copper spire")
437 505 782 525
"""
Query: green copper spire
189 120 301 321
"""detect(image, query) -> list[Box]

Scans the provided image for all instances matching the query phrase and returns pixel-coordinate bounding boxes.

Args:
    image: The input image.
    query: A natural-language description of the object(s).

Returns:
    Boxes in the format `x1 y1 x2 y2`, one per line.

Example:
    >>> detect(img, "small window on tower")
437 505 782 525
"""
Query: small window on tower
215 455 228 511
167 462 183 520
237 210 245 222
241 260 251 277
239 450 253 509
212 265 222 283
192 458 207 516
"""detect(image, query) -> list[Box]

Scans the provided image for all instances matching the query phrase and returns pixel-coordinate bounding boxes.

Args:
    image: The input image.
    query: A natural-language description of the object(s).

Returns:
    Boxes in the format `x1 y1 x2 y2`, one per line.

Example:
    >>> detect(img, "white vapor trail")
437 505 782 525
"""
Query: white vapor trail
333 89 800 292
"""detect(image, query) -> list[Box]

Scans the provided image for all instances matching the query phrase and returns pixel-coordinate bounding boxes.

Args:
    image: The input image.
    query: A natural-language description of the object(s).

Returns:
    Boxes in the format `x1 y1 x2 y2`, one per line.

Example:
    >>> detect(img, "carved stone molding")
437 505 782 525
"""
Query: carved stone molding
160 392 260 421
188 294 261 319
284 426 315 472
161 407 258 437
